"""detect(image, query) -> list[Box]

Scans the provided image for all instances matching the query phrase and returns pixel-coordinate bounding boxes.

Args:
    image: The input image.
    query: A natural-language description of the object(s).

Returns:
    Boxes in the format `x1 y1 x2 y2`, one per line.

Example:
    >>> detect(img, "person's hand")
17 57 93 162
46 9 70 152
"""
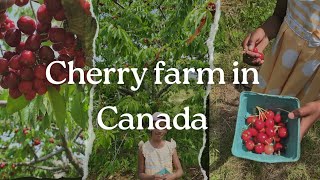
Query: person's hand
288 100 320 140
0 0 15 13
153 174 164 180
242 28 269 66
162 174 176 180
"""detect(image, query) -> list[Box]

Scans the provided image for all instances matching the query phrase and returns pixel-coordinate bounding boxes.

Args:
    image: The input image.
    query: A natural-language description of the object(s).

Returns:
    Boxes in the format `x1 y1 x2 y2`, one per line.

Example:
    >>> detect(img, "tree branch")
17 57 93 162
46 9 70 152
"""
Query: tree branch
157 84 172 97
0 148 65 166
118 87 135 96
61 134 83 176
29 165 67 172
73 129 83 142
113 0 125 9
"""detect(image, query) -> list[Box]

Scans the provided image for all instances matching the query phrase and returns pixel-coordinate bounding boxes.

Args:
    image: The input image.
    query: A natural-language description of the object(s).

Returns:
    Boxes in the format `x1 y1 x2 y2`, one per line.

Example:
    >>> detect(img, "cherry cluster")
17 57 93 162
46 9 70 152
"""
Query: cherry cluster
241 107 288 155
0 0 91 101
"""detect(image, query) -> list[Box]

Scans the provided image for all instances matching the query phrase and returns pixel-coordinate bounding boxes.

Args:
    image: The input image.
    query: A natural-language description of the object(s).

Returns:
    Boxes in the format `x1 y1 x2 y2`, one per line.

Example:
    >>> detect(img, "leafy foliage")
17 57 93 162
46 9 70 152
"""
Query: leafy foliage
0 1 95 178
89 0 214 178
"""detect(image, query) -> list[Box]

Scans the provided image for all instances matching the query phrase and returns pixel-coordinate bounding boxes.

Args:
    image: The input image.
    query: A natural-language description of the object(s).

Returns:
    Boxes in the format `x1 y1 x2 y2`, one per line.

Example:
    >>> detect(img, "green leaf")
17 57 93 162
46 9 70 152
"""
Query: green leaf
70 90 87 129
47 87 66 130
6 96 29 115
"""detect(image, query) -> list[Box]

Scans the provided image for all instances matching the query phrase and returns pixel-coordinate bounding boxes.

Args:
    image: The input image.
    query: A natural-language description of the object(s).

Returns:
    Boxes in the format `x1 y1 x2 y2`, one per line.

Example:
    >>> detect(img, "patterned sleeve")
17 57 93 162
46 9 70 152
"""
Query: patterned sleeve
169 139 177 154
138 141 146 157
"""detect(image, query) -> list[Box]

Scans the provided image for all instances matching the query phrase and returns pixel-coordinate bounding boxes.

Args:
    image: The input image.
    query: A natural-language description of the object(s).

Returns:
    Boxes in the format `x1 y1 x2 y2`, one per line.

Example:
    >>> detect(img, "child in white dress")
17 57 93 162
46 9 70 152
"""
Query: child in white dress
138 112 183 180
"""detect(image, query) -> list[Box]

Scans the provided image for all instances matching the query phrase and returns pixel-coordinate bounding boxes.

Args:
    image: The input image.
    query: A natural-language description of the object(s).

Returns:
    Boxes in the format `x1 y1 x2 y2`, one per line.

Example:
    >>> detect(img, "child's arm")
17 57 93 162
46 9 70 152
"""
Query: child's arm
138 149 163 180
288 100 320 141
162 149 183 180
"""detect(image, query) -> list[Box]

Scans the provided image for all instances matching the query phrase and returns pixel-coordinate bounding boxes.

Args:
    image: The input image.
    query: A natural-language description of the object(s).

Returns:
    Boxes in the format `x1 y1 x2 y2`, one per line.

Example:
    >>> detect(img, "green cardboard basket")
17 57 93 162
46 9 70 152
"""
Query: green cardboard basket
232 92 301 163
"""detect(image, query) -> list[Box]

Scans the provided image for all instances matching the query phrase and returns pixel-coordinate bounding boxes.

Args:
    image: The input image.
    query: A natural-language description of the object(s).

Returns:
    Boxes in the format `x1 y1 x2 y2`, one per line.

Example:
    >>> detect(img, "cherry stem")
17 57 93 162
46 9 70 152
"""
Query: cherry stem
276 108 291 113
29 0 38 22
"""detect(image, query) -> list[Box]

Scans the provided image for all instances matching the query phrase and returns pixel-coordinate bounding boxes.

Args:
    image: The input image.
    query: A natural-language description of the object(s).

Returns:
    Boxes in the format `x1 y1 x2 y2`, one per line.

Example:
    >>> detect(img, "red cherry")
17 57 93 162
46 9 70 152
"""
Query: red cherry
3 51 17 60
241 131 251 141
4 28 21 47
0 163 6 168
34 65 47 80
9 88 22 99
274 143 284 152
25 89 36 101
254 143 265 154
15 41 25 53
278 127 288 138
20 68 34 81
58 54 72 63
19 50 36 67
264 145 274 155
274 113 282 123
8 55 21 70
247 128 258 137
74 55 86 68
265 127 276 138
81 1 91 15
25 34 41 51
1 77 9 89
245 140 255 151
37 4 53 24
257 133 268 144
39 46 54 64
64 32 76 48
258 52 264 60
0 58 8 75
54 9 66 21
36 22 51 34
254 120 265 130
6 72 20 89
246 116 257 124
52 43 64 51
49 27 66 43
33 138 41 146
44 0 63 15
19 81 33 94
265 110 275 119
265 118 275 128
17 16 36 35
33 79 47 95
15 0 29 7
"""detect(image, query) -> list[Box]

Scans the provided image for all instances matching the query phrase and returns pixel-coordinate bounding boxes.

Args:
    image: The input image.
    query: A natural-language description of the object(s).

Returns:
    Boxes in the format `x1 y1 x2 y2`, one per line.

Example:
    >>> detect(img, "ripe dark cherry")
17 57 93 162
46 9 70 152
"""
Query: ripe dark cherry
241 131 251 141
4 28 21 47
254 120 265 130
17 16 36 35
254 144 265 154
245 140 255 151
265 118 275 128
265 128 276 138
274 113 281 123
37 4 53 24
278 127 288 138
257 133 268 144
0 58 8 75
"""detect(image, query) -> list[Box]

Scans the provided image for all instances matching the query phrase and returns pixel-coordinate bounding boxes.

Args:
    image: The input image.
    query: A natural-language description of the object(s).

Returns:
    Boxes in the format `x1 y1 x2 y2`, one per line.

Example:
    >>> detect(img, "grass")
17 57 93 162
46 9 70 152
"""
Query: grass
210 0 320 179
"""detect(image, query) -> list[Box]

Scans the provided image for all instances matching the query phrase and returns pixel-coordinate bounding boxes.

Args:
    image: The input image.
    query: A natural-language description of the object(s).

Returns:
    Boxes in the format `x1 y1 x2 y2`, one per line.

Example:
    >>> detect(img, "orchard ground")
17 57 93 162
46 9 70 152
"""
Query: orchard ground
210 0 320 179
